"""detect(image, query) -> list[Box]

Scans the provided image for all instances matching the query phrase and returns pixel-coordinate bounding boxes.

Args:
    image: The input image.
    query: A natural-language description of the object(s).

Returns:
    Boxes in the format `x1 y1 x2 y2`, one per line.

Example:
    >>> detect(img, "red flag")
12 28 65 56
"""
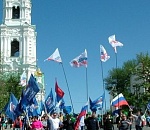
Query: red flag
55 81 65 102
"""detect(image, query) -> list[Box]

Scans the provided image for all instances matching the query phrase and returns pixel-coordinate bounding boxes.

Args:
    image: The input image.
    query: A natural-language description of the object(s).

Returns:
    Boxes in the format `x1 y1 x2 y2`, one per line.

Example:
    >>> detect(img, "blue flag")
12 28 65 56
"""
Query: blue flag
147 102 150 111
59 98 65 110
38 100 45 113
90 93 105 111
5 93 18 121
27 97 40 116
23 74 40 107
63 106 72 114
45 88 54 113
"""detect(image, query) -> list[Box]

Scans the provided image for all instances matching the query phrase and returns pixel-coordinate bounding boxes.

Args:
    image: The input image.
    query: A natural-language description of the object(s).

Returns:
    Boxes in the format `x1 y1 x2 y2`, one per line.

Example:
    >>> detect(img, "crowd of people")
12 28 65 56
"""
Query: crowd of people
0 110 150 130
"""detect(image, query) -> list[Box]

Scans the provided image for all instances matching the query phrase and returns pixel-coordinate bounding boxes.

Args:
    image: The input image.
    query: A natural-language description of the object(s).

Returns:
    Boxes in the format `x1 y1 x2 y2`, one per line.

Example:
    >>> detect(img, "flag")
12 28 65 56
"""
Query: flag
19 71 27 86
112 107 121 116
70 49 87 68
22 74 40 107
44 48 62 63
39 100 45 113
5 93 18 121
45 88 54 113
100 45 110 62
55 81 65 103
63 106 72 114
15 89 25 116
74 102 88 130
108 35 123 53
55 98 65 110
27 97 40 116
111 93 129 107
108 35 123 47
147 102 150 111
90 93 105 111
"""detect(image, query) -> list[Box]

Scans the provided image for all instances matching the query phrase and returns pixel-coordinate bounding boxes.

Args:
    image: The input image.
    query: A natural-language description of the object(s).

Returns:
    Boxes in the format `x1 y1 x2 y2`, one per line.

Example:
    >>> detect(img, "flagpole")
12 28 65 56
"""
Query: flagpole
114 49 120 111
86 67 89 105
60 63 75 113
100 61 106 112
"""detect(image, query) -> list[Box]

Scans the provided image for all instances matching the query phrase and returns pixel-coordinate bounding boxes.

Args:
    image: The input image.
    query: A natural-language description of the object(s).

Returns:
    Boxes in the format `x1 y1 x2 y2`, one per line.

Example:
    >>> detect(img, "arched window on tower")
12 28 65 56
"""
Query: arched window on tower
11 39 20 57
12 6 20 19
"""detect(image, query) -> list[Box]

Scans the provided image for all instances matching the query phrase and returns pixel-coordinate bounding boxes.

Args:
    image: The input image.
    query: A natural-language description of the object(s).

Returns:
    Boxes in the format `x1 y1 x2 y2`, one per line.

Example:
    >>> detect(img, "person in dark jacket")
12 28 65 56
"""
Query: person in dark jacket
104 114 113 130
63 115 74 130
85 111 99 130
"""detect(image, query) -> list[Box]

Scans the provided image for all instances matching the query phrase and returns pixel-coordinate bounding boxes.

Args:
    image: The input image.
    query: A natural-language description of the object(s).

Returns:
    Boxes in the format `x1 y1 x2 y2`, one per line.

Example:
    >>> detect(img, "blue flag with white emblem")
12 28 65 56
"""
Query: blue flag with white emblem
22 74 40 107
5 93 18 121
45 88 54 113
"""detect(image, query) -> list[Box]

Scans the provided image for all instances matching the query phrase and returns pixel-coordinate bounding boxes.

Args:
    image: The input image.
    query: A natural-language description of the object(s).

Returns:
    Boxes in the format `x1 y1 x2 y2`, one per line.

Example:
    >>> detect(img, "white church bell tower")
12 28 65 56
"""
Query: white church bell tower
0 0 45 102
0 0 37 77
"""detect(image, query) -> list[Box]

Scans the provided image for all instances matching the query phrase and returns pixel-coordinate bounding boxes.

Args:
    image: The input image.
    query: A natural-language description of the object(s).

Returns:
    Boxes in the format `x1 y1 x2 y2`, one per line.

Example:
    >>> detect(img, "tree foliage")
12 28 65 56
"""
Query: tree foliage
105 52 150 111
0 73 22 111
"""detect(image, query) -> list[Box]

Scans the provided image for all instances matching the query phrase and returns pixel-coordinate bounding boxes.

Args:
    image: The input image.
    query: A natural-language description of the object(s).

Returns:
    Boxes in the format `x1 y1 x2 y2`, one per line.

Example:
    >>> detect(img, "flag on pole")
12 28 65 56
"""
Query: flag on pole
70 49 87 68
5 93 18 121
100 45 110 62
45 88 54 113
111 93 129 107
89 93 105 111
44 48 62 63
22 74 40 107
63 106 72 114
55 81 65 103
27 97 40 116
108 35 123 53
74 102 88 130
19 71 27 86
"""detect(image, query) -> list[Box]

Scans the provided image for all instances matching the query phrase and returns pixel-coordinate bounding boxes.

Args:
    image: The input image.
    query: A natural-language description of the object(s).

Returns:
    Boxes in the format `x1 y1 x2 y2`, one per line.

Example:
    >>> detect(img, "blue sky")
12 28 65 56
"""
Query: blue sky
1 0 150 113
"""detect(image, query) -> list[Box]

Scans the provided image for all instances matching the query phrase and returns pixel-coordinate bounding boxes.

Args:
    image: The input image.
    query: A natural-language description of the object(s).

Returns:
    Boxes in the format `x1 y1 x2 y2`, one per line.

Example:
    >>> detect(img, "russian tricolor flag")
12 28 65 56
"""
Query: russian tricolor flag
111 93 128 107
74 102 88 130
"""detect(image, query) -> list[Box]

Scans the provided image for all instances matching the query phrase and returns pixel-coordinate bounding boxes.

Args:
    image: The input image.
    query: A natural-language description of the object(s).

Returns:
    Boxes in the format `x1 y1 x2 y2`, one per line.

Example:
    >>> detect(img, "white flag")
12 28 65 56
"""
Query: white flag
20 71 27 86
44 48 62 63
70 49 87 68
100 45 110 62
108 35 123 48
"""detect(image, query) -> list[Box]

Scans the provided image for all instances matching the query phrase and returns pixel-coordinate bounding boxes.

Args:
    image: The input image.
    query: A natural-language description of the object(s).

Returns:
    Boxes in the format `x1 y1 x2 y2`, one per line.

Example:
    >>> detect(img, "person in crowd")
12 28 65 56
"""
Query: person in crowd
97 114 102 129
131 111 145 130
118 114 132 130
116 109 123 129
85 111 99 130
59 112 64 123
45 114 53 130
13 116 23 130
104 114 114 130
146 111 150 127
63 114 74 130
128 112 133 130
50 112 63 130
30 116 43 130
1 114 6 130
41 116 47 130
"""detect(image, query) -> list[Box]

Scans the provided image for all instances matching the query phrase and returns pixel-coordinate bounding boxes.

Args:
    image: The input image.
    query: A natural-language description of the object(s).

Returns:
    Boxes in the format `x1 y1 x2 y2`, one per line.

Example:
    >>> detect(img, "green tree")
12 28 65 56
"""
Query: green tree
105 53 150 111
0 73 22 110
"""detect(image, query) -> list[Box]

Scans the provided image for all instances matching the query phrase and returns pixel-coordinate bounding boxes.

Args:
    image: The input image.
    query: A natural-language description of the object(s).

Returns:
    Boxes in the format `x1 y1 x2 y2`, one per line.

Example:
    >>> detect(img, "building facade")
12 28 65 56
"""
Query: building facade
0 0 45 102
